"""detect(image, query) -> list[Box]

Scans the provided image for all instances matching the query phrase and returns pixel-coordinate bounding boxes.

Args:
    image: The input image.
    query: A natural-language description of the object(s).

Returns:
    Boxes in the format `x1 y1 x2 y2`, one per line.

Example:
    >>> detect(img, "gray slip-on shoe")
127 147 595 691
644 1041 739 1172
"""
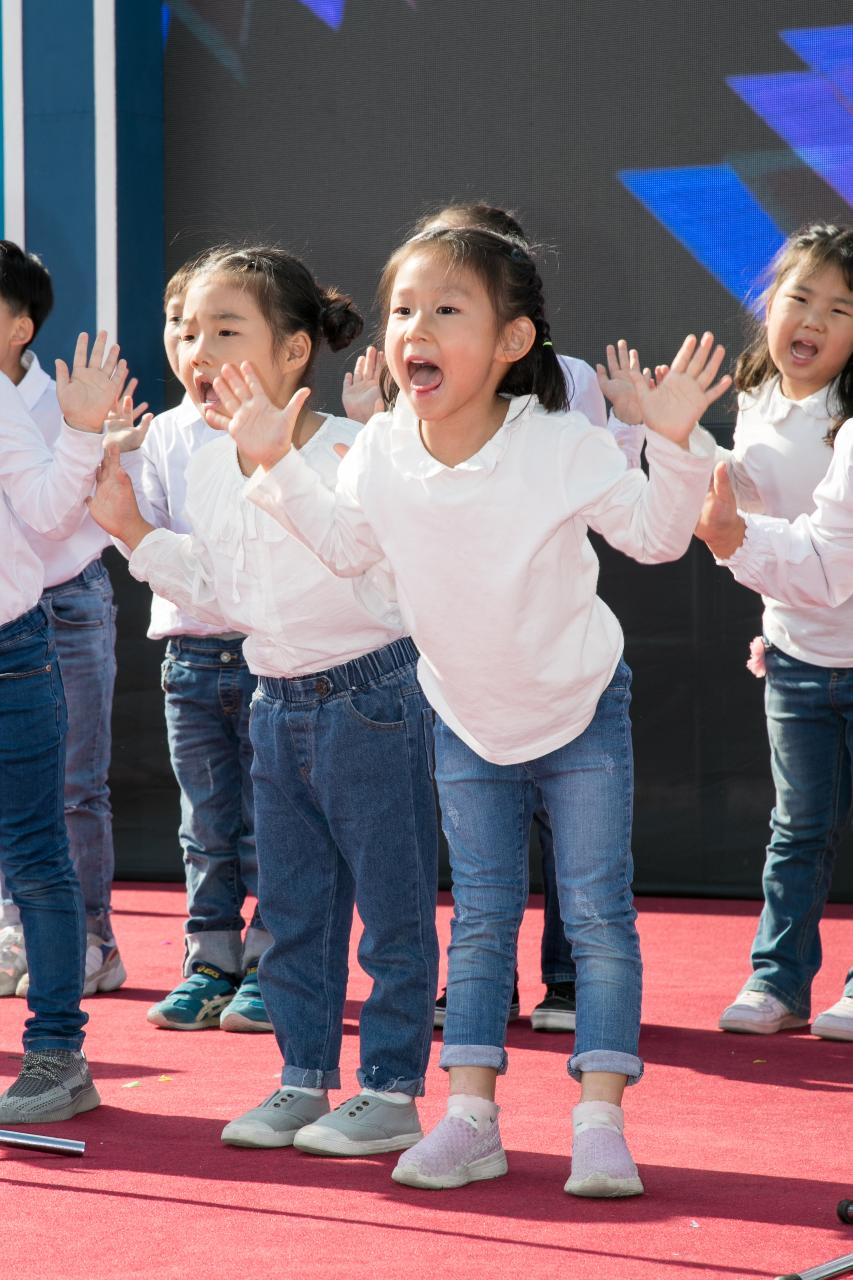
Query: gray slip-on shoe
221 1087 331 1148
294 1093 422 1156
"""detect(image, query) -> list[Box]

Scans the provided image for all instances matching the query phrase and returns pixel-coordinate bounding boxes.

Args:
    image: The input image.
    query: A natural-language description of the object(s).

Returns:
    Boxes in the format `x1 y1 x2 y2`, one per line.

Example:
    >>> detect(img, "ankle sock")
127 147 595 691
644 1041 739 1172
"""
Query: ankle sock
286 1086 326 1098
361 1088 412 1104
572 1100 624 1134
447 1093 499 1132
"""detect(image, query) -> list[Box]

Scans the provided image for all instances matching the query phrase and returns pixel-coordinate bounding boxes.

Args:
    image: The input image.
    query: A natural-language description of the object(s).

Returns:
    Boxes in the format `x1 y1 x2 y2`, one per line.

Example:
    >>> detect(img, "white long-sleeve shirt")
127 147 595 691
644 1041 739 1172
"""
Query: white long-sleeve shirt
719 378 853 667
0 368 104 627
129 416 405 676
246 395 715 764
16 352 112 588
137 395 239 639
558 353 644 467
725 412 853 615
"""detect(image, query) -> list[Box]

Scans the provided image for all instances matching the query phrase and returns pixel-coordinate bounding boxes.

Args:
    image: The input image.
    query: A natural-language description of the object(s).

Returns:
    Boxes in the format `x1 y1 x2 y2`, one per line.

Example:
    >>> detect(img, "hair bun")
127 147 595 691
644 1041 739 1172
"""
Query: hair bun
321 290 364 352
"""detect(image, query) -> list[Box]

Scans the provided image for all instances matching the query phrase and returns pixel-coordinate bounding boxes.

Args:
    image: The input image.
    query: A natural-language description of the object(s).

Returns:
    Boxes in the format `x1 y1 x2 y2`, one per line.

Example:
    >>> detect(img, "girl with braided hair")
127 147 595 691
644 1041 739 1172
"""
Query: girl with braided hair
195 225 729 1195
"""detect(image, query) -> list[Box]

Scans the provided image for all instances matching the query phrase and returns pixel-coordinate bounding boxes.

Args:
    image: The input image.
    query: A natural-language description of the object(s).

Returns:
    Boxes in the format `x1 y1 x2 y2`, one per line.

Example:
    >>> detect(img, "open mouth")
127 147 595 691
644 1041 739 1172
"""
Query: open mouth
407 359 444 395
790 339 818 362
195 377 220 408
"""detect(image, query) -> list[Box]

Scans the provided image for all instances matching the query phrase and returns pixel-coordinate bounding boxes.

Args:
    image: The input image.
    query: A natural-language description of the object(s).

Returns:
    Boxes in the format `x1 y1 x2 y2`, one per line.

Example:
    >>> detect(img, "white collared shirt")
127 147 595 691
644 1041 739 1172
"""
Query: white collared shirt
16 352 113 587
247 395 715 764
137 394 240 638
721 377 853 667
129 416 405 675
0 363 104 627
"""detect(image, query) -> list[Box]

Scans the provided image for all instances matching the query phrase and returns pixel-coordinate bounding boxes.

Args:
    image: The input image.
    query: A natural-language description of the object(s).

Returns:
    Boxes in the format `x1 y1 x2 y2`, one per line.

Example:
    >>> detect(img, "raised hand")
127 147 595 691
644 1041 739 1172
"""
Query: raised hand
622 332 731 448
55 331 128 432
596 340 657 424
104 385 153 453
694 461 746 558
342 345 385 424
86 443 154 549
207 362 311 471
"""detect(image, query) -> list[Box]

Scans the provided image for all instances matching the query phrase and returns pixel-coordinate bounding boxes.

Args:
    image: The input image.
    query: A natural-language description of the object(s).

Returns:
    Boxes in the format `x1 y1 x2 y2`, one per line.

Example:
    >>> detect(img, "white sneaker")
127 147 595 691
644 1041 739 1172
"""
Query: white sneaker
83 934 127 995
719 989 809 1035
0 924 26 997
811 996 853 1042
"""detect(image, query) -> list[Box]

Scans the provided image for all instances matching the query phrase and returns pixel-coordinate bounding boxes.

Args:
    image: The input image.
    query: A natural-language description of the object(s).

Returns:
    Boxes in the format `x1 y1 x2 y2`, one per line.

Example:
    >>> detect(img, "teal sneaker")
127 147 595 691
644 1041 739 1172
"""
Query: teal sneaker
220 966 273 1032
147 964 237 1030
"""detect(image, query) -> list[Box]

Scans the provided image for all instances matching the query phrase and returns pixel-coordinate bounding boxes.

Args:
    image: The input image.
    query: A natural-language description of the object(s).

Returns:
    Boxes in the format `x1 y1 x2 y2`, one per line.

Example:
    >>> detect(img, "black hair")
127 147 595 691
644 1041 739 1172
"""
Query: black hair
0 240 53 344
198 244 363 382
377 225 568 413
735 221 853 444
414 201 528 243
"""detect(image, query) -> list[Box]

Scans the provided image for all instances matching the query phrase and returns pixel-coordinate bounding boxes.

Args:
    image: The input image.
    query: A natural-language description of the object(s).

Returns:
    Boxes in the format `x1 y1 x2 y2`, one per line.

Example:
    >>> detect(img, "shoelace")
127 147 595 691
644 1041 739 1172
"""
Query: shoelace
20 1051 76 1084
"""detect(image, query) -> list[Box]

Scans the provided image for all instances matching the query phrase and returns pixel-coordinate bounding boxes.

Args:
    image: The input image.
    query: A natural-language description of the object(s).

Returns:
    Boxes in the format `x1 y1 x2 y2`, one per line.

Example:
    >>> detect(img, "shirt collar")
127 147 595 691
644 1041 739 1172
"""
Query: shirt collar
759 376 833 427
388 394 536 479
17 350 51 413
175 390 203 427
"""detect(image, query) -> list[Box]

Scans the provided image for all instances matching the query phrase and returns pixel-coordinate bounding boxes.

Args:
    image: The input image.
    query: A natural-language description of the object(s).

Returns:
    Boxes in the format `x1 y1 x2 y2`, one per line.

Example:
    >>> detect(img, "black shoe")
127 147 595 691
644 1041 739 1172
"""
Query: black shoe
530 982 576 1032
434 985 521 1030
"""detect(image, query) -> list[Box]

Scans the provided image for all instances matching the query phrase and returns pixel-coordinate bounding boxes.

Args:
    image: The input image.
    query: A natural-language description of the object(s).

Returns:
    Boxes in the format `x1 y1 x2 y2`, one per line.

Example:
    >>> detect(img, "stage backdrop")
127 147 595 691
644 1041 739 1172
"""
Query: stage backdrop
105 0 853 897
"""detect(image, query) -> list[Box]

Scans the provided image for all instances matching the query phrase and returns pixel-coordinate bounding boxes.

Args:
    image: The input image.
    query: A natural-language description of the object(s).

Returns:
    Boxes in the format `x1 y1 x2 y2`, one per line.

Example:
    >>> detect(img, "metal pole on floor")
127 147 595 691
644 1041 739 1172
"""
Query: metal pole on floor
775 1253 853 1280
0 1129 85 1156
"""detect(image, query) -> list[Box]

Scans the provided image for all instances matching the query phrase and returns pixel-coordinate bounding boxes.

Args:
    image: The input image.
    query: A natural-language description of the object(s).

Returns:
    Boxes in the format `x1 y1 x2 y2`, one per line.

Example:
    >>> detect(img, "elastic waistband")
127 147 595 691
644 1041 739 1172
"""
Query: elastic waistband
44 556 108 593
166 635 248 662
258 636 418 704
0 601 50 646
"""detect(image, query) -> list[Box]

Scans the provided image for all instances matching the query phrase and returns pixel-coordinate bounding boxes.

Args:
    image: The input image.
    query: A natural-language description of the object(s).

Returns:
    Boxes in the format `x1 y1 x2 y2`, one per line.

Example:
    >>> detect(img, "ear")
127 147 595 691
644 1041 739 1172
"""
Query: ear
497 315 536 366
282 330 312 372
11 312 34 351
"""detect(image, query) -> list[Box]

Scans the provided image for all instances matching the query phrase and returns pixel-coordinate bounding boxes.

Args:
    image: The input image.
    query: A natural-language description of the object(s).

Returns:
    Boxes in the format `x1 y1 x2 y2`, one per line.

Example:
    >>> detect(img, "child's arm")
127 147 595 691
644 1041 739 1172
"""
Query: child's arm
342 345 385 424
210 362 386 577
0 331 125 536
696 434 853 608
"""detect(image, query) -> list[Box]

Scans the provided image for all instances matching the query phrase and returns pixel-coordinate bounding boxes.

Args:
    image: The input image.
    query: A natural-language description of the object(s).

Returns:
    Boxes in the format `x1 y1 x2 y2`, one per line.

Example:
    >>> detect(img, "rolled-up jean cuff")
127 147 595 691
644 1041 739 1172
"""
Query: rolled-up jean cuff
568 1050 643 1085
282 1066 341 1090
357 1070 424 1097
542 970 576 985
439 1043 508 1074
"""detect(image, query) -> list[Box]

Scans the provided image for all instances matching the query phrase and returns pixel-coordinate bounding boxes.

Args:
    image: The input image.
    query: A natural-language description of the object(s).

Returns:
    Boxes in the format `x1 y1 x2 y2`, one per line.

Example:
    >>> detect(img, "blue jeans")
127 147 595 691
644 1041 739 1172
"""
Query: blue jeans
0 557 117 940
0 604 87 1051
250 637 439 1096
746 643 853 1017
436 659 642 1085
162 636 265 978
533 807 577 985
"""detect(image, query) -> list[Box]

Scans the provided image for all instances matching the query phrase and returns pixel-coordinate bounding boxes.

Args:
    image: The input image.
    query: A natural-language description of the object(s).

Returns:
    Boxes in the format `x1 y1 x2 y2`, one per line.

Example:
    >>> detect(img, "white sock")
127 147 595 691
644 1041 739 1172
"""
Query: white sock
361 1088 412 1104
285 1086 326 1098
448 1093 499 1132
572 1100 624 1134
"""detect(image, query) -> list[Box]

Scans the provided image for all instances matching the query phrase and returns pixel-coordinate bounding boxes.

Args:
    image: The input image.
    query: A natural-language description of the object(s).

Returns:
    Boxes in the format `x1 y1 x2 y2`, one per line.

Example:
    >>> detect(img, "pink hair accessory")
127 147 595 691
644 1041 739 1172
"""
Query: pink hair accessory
746 635 766 678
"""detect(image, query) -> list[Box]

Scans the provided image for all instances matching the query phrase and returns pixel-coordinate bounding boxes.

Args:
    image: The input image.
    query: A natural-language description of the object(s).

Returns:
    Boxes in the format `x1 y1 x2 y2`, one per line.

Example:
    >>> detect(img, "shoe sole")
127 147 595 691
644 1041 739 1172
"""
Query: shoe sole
565 1172 644 1198
294 1128 423 1157
146 1009 225 1030
392 1148 509 1190
811 1019 853 1042
84 960 128 997
220 1012 274 1033
530 1011 576 1033
221 1122 298 1148
0 1083 101 1126
718 1014 809 1034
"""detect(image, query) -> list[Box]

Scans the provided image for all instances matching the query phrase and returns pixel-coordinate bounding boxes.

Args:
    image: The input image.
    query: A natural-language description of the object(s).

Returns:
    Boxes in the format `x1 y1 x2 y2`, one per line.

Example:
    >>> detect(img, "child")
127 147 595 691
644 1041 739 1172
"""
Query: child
207 225 728 1194
0 329 131 1122
0 243 139 1001
134 256 272 1032
696 221 853 1044
342 202 651 1036
88 245 440 1154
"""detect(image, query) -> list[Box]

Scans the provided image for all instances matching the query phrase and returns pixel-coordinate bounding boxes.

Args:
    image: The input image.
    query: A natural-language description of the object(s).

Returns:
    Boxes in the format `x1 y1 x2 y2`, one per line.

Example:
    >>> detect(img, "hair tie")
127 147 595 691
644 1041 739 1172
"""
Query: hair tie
542 340 553 348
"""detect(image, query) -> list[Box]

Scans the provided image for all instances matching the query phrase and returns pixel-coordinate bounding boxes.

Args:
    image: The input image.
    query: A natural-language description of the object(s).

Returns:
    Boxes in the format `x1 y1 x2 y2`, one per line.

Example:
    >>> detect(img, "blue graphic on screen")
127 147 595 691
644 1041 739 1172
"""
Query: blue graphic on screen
620 24 853 301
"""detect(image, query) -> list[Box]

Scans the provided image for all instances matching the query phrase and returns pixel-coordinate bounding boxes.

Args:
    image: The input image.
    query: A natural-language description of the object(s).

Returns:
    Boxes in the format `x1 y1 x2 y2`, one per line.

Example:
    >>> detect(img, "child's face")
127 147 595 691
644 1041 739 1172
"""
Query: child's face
163 293 185 379
178 275 293 418
766 262 853 400
384 250 510 429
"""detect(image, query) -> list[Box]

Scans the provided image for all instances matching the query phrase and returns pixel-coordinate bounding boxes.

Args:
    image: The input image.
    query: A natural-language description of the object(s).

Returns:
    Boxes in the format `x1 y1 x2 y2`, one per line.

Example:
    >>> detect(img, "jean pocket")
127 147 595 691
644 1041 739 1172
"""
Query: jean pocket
47 591 106 630
0 662 54 681
160 657 174 694
342 686 406 732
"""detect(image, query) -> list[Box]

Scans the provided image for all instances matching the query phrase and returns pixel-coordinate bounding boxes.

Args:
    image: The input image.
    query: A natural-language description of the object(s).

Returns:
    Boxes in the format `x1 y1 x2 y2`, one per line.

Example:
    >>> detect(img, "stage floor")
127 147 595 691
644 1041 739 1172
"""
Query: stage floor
2 887 851 1280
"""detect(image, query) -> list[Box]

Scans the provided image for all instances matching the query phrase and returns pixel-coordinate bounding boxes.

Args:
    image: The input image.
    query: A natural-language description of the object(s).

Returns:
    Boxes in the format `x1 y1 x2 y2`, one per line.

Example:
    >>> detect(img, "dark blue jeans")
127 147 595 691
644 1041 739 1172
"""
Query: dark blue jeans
162 636 265 977
533 807 577 985
746 643 853 1017
250 637 439 1096
0 604 87 1050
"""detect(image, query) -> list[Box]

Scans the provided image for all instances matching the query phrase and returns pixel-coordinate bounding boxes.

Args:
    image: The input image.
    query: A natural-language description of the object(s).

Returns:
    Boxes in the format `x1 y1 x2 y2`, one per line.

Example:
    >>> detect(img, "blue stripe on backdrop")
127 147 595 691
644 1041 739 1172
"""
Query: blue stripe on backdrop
23 0 96 368
116 1 164 411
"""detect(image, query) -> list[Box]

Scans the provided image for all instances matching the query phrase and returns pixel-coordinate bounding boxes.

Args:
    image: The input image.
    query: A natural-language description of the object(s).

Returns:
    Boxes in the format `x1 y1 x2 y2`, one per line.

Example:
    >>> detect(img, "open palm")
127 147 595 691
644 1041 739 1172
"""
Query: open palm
56 331 127 432
628 332 731 445
206 362 310 471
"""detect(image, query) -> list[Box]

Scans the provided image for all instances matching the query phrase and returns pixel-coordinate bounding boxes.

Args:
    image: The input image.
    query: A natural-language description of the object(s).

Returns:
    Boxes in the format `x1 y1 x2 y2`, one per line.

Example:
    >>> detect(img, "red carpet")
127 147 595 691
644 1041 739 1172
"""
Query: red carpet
2 887 851 1280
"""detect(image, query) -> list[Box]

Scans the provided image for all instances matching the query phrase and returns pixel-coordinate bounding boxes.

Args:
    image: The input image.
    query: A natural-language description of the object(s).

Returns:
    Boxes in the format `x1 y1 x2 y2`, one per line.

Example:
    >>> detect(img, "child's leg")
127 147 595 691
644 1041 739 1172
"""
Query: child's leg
42 559 121 990
0 605 98 1125
231 668 272 971
393 716 532 1188
535 659 643 1197
740 650 849 1020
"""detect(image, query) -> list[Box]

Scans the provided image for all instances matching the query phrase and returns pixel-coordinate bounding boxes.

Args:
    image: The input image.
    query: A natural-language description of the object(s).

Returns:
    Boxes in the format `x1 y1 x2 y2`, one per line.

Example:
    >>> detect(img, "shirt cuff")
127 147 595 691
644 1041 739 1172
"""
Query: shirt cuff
644 424 717 465
58 418 106 454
